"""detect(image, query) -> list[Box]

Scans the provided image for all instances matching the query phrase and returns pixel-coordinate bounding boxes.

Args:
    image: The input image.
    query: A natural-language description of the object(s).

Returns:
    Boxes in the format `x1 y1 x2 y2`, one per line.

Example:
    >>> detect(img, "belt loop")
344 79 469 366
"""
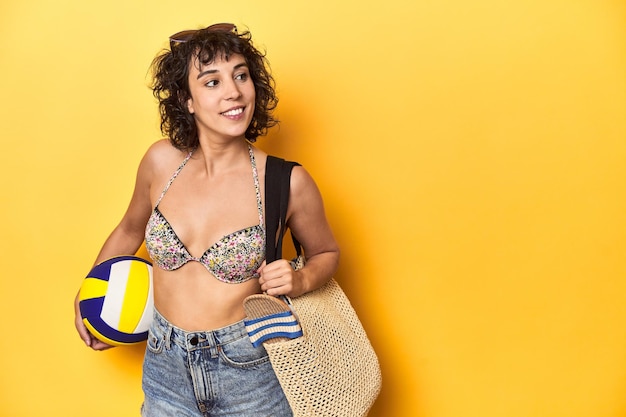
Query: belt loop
207 332 219 358
165 324 173 350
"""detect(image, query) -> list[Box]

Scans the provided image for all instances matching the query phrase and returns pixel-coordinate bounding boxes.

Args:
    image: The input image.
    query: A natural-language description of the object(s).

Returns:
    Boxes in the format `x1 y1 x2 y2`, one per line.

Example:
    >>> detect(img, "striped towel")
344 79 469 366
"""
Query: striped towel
244 310 303 347
243 295 303 347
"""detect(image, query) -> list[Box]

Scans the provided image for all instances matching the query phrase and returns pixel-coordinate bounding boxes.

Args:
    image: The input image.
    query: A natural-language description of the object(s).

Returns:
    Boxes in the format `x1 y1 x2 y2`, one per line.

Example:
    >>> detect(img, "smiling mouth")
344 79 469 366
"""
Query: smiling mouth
221 107 244 117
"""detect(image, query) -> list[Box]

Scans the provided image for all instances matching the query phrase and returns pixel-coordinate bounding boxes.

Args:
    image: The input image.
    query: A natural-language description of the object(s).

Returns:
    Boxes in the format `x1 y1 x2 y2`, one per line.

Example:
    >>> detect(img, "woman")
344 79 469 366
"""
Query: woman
74 23 339 416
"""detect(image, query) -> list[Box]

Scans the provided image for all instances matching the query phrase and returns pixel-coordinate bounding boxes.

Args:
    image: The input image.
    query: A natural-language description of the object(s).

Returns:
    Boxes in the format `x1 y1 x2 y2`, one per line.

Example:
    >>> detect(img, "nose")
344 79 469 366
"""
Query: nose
224 79 242 100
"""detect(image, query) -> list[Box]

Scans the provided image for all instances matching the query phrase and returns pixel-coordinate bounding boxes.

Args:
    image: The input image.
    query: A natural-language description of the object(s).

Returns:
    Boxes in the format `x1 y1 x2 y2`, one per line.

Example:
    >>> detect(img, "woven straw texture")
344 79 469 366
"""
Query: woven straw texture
263 276 382 417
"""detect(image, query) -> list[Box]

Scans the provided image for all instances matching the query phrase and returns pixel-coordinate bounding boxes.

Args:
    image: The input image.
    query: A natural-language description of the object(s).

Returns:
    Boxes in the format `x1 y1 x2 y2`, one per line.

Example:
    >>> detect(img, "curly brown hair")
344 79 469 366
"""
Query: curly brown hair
150 26 279 151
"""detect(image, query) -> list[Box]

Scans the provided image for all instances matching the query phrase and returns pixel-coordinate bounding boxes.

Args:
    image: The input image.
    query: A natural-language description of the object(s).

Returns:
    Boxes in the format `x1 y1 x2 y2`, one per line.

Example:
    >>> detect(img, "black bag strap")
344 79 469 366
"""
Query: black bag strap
265 156 302 263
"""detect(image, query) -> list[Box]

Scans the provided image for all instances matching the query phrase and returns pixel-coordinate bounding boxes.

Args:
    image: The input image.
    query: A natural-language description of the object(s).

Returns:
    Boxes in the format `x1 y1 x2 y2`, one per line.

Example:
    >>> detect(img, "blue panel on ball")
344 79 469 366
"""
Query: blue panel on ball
79 296 105 320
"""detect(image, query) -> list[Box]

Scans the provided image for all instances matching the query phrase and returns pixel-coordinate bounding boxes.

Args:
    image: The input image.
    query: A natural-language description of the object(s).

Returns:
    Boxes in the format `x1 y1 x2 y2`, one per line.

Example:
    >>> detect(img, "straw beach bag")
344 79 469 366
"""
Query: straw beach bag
244 156 382 417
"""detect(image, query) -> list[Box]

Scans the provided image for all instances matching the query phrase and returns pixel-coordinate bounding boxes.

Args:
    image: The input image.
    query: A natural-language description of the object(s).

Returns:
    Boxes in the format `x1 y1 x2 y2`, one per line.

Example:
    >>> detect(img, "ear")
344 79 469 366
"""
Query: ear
186 97 195 114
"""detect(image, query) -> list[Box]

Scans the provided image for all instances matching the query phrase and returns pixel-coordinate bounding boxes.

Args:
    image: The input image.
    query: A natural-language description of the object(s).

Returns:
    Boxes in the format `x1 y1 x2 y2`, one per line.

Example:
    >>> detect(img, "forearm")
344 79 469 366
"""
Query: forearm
292 249 340 297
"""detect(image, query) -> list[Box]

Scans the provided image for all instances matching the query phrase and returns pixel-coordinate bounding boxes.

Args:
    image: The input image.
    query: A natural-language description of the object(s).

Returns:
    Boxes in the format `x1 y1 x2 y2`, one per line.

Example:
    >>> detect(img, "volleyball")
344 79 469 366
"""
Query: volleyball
79 256 154 346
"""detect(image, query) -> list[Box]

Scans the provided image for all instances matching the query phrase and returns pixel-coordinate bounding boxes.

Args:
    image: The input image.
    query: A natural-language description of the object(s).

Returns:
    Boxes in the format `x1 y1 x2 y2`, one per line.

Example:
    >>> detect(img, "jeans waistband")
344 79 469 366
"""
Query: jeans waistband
152 308 248 352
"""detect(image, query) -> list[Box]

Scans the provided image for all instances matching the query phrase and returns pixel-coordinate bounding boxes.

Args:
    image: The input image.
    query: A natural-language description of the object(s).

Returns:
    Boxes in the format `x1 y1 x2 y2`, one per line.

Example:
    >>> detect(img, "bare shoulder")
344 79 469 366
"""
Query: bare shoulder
144 139 185 163
290 165 321 197
140 139 189 174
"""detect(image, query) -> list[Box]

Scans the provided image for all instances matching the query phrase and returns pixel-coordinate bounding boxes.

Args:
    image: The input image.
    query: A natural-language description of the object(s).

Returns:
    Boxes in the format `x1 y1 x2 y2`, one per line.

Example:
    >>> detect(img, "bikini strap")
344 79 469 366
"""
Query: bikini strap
248 144 264 226
154 151 193 207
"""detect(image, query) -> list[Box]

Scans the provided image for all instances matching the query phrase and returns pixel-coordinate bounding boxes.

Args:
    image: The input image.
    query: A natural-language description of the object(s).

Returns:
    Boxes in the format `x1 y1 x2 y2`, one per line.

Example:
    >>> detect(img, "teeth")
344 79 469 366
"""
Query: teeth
222 108 243 116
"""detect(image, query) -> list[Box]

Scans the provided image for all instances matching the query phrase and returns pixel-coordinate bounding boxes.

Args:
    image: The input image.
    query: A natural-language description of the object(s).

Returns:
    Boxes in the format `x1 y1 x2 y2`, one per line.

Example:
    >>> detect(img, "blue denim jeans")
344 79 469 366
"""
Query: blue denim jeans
141 309 293 417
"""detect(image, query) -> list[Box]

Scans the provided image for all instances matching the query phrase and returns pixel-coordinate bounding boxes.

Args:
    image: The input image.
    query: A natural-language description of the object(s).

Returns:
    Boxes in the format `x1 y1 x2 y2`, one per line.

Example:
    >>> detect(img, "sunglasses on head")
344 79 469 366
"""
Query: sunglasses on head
169 23 237 48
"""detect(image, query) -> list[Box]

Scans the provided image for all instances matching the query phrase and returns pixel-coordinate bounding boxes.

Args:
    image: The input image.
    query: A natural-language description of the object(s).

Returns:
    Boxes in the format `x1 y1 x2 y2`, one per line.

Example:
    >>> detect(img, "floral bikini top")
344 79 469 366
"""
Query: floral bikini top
144 144 265 284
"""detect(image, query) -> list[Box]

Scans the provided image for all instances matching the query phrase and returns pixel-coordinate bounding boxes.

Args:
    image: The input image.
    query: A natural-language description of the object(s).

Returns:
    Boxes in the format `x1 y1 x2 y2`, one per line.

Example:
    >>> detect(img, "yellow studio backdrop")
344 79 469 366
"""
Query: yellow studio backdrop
1 0 625 416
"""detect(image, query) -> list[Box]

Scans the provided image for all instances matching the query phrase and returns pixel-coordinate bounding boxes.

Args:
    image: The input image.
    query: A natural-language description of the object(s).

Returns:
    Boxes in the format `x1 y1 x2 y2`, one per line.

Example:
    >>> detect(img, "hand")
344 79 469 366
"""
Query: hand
74 292 114 351
257 259 302 297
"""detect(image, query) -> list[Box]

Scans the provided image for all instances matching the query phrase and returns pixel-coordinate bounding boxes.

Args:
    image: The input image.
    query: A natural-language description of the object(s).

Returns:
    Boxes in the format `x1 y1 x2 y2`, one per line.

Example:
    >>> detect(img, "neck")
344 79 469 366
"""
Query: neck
194 139 251 177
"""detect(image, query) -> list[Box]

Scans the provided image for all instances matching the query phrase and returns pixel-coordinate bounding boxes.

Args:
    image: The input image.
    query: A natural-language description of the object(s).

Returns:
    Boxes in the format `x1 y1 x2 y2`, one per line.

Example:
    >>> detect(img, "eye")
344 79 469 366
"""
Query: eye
235 72 249 82
205 79 219 87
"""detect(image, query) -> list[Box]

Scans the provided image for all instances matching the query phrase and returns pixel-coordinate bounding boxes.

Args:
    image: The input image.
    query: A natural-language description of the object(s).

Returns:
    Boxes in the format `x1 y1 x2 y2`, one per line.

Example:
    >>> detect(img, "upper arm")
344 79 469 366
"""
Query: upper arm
117 150 154 237
285 166 339 259
110 140 173 247
92 143 163 264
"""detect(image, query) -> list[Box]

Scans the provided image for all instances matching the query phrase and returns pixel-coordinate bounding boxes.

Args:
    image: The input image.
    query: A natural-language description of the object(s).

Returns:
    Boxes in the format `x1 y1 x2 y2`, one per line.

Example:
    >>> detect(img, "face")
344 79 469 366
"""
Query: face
186 53 256 143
